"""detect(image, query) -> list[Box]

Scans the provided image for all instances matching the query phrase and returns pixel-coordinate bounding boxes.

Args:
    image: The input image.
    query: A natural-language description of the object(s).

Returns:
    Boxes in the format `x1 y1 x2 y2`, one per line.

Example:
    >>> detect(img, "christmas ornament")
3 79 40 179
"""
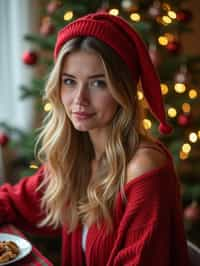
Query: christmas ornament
184 202 200 222
40 17 55 36
22 51 38 65
148 1 161 18
149 44 161 67
0 133 9 147
177 113 191 127
46 1 61 14
166 40 181 54
176 9 192 23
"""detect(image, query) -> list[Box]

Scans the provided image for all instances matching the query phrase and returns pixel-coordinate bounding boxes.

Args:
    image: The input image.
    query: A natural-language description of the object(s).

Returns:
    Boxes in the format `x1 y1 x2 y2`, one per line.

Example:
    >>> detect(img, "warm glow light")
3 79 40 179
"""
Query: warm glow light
161 83 169 95
130 13 141 22
162 3 171 11
182 103 191 113
64 11 73 21
182 143 191 153
198 131 200 139
44 102 52 112
168 10 176 19
109 9 119 16
137 91 144 100
174 83 186 93
164 33 175 42
188 89 198 99
158 36 168 46
189 132 198 143
179 151 188 160
168 107 177 118
29 164 39 169
143 119 152 130
162 15 172 24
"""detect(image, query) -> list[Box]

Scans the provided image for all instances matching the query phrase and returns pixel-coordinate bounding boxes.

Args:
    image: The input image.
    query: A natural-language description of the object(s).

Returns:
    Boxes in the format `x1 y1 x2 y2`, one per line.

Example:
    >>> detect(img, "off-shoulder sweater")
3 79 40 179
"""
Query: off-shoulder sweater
0 142 190 265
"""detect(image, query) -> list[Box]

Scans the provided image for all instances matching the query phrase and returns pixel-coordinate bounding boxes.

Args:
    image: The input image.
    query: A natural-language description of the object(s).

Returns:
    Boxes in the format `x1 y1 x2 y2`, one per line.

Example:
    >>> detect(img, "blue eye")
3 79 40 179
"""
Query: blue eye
63 78 75 86
91 80 107 88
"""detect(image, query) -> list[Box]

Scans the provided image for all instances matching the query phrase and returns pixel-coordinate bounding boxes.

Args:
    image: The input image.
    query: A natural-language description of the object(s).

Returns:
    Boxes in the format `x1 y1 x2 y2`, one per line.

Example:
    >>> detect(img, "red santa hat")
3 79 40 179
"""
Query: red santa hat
54 12 173 134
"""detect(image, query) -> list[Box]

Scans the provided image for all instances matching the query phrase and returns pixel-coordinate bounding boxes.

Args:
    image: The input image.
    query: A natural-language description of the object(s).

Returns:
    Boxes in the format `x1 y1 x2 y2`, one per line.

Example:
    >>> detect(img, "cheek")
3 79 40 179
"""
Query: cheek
61 90 72 112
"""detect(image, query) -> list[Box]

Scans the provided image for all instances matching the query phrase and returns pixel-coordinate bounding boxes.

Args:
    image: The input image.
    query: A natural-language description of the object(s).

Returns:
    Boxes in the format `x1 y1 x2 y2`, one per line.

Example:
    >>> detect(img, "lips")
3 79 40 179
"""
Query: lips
72 112 95 120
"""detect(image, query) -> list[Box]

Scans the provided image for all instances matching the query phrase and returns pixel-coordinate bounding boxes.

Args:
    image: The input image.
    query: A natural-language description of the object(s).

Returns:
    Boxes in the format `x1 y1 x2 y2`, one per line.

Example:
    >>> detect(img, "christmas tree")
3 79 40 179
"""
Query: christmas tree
1 0 200 251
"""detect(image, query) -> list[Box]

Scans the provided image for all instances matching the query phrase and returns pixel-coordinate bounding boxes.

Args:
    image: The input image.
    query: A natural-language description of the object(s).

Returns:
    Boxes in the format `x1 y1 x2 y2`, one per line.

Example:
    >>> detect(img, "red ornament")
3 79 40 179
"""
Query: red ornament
0 133 9 146
166 41 181 54
177 113 191 127
184 202 200 222
46 1 61 14
22 51 38 65
176 9 192 23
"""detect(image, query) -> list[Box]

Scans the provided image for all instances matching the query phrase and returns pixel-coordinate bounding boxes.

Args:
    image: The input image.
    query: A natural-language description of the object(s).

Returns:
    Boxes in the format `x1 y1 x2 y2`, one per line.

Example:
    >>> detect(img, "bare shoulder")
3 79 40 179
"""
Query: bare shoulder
126 141 168 183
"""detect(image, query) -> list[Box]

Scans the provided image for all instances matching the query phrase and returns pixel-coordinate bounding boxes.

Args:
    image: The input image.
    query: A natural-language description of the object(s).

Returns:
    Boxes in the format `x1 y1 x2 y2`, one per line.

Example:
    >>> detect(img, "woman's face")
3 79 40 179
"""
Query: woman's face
60 50 119 133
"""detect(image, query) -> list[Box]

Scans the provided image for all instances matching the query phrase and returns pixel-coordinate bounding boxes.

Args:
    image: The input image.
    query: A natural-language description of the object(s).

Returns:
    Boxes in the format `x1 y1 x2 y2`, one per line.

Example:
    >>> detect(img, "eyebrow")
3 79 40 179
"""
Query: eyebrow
61 73 105 79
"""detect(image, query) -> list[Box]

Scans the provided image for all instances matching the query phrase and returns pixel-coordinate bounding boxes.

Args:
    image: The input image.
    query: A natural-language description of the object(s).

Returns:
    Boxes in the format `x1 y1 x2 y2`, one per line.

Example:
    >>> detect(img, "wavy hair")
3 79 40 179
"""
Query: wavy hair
37 37 149 232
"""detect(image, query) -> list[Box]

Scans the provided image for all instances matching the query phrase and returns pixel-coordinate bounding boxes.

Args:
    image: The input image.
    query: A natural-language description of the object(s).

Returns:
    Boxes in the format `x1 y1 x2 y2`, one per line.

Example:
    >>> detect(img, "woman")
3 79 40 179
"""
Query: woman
0 12 190 265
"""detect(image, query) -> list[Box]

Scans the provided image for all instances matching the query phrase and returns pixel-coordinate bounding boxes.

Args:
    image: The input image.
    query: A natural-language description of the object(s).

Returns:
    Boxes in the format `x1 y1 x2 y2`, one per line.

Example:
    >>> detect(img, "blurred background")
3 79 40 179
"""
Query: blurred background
0 0 200 264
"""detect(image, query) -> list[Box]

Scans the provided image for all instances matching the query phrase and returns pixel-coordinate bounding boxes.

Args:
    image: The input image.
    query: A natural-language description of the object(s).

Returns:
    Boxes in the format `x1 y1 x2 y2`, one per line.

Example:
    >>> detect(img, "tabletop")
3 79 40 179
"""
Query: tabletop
0 224 53 266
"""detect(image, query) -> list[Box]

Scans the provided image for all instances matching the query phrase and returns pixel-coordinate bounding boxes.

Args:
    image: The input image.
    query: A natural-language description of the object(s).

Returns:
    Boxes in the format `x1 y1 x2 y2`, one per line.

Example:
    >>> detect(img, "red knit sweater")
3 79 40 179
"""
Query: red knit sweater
0 144 190 266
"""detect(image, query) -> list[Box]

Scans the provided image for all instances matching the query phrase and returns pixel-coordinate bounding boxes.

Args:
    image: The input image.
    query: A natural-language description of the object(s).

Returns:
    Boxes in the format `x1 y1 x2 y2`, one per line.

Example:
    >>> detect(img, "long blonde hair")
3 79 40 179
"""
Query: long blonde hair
37 37 147 232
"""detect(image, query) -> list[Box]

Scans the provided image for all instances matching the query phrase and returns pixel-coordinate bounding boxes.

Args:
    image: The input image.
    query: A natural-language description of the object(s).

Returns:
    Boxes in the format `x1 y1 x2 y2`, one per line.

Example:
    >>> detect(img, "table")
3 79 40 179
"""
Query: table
0 224 53 266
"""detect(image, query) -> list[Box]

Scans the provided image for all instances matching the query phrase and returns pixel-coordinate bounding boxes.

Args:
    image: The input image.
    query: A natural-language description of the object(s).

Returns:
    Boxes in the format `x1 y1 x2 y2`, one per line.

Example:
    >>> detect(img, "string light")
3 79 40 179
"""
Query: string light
137 91 144 100
44 102 52 112
168 107 177 118
143 119 152 130
189 132 198 143
130 13 141 22
174 83 186 93
109 9 119 16
158 36 168 46
64 11 73 21
168 10 176 19
162 15 172 24
188 89 198 99
179 151 188 160
161 83 169 95
182 143 191 154
162 3 171 11
182 103 191 113
29 163 39 169
164 33 175 42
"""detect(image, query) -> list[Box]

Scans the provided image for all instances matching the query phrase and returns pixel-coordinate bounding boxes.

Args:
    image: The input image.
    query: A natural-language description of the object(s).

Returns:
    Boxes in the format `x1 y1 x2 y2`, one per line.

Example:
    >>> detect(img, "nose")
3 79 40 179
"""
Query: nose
74 83 89 106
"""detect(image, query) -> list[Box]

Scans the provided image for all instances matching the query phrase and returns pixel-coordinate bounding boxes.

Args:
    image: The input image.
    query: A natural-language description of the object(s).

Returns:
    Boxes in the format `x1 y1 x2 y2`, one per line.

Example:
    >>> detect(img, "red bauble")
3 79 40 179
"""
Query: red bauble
0 133 9 146
22 51 38 65
46 1 61 14
166 41 181 54
176 9 192 23
184 202 200 222
177 113 191 127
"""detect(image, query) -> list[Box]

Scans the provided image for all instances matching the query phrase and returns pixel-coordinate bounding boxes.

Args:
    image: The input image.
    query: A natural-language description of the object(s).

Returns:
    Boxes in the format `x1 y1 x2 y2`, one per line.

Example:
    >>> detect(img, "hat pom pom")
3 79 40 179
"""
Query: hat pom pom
158 123 173 135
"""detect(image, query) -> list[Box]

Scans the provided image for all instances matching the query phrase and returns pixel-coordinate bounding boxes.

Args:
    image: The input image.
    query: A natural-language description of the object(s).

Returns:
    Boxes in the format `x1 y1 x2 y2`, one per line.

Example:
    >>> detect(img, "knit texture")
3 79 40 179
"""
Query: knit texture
0 143 190 265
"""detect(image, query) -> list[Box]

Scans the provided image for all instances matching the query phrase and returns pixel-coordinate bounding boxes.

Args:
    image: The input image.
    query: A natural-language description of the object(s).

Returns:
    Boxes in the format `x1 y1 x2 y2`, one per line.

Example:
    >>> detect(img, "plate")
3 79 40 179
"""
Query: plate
0 233 32 265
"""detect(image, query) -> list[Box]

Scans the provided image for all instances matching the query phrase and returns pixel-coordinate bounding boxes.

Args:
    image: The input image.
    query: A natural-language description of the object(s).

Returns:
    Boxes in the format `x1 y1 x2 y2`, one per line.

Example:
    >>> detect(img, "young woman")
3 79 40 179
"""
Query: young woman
0 12 190 265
